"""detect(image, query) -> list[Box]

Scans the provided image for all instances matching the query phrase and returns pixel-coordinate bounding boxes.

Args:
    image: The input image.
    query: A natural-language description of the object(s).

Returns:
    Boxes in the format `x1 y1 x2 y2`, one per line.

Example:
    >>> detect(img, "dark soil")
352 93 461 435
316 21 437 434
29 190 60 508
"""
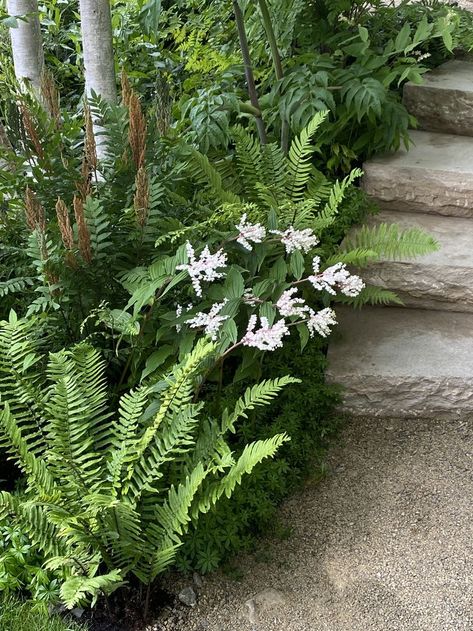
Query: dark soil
82 583 174 631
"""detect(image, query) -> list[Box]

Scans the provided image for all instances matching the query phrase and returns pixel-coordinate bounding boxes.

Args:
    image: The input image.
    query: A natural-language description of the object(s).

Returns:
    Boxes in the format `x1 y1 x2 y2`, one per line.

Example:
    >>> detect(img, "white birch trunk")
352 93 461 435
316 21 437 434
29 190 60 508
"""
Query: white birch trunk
7 0 44 95
78 0 117 160
79 0 117 104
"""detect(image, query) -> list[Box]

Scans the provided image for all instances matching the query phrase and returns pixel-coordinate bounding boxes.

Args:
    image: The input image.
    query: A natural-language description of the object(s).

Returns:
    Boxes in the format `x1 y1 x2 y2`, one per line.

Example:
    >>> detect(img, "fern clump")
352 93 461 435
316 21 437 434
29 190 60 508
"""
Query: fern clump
0 313 297 609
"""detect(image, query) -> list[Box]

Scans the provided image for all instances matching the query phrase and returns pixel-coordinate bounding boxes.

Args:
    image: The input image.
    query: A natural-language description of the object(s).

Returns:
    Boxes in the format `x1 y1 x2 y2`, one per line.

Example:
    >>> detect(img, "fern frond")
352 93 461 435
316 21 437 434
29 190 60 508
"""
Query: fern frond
18 502 66 557
60 570 124 609
45 345 110 492
286 111 329 202
335 285 404 308
0 403 57 497
0 314 47 454
232 125 264 202
0 276 34 298
343 223 439 261
0 490 19 520
125 404 203 501
123 339 215 492
311 168 362 232
222 376 300 433
143 463 208 581
187 148 241 205
325 247 379 267
195 434 290 515
108 386 150 496
261 141 288 198
83 197 113 261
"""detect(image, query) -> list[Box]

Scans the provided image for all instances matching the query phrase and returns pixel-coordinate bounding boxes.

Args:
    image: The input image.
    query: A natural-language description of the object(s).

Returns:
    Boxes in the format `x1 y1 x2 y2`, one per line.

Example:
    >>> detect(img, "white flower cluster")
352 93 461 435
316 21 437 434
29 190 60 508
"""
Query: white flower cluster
276 287 309 318
175 303 193 332
236 213 266 251
241 315 289 351
274 287 337 338
177 242 227 297
271 226 319 254
186 300 229 341
308 257 364 297
306 307 337 338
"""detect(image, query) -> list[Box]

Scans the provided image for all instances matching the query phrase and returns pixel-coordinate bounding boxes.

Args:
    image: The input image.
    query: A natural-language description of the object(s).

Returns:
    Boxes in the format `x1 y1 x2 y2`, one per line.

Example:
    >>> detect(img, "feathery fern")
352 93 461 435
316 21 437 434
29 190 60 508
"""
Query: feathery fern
0 321 297 607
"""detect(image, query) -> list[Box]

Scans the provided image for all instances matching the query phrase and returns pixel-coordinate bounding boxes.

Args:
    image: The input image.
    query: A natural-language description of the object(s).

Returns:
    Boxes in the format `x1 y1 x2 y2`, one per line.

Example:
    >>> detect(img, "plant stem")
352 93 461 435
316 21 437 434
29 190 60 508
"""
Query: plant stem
232 0 267 146
257 0 283 80
257 0 289 153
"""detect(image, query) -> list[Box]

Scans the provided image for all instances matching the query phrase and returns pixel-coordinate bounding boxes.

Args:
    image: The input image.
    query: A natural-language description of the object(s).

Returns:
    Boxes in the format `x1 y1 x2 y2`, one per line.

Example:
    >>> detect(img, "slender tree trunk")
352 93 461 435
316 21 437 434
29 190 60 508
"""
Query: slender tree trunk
6 0 44 96
257 0 289 153
78 0 117 161
78 0 117 105
232 0 267 146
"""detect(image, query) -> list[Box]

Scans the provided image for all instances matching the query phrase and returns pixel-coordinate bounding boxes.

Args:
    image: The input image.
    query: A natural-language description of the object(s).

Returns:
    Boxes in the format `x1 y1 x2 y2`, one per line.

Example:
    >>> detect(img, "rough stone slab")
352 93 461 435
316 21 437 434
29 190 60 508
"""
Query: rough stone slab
362 130 473 217
404 61 473 136
326 307 473 418
359 210 473 312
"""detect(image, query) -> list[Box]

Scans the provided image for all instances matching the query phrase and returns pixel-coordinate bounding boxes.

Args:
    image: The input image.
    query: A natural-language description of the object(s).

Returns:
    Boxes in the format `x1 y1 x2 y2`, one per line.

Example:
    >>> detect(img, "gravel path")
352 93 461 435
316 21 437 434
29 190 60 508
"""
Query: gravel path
160 417 473 631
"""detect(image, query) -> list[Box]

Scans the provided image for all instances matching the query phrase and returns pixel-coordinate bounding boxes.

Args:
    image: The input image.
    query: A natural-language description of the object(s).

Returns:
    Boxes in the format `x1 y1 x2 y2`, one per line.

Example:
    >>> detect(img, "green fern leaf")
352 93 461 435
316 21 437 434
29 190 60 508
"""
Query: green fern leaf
286 111 329 202
343 223 439 261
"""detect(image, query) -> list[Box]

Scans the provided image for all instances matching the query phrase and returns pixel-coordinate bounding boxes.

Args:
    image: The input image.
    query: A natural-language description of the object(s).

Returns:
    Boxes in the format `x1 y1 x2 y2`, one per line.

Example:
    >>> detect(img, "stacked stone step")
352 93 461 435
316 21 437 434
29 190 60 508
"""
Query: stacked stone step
327 60 473 418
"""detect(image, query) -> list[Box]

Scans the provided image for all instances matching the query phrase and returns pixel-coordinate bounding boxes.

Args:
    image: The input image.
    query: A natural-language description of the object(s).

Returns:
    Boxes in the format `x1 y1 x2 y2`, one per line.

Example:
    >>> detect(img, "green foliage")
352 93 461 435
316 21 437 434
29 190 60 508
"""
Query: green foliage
342 222 439 261
177 333 341 572
0 0 447 609
0 522 61 606
0 316 296 607
0 595 85 631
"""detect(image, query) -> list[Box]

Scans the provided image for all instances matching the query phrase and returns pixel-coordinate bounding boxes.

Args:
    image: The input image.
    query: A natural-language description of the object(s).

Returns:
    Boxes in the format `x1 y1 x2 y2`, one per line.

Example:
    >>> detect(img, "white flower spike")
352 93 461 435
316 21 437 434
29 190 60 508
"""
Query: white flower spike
236 213 266 251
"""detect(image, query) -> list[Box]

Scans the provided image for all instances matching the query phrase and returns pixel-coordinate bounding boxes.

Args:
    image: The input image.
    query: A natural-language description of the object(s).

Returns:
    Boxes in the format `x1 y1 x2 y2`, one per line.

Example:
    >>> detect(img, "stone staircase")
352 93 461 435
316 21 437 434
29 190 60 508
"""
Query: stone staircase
327 60 473 418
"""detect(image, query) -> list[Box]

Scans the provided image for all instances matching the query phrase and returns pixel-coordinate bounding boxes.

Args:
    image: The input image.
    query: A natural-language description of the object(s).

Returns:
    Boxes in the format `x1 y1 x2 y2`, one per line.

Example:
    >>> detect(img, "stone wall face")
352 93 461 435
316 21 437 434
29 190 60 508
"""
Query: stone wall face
391 0 473 7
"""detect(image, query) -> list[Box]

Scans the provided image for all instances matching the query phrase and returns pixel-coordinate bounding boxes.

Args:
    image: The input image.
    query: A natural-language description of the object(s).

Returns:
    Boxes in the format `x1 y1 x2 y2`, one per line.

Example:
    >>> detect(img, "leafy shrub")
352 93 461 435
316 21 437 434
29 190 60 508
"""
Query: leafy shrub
0 314 299 609
0 101 437 387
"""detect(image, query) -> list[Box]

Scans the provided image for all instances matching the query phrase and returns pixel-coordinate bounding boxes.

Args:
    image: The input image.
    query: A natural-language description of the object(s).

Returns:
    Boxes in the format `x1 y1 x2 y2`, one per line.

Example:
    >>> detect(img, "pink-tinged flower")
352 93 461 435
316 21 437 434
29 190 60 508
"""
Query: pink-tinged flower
308 260 364 297
271 226 319 254
186 300 229 341
241 315 289 351
276 287 309 318
177 242 227 297
306 307 337 338
236 213 266 250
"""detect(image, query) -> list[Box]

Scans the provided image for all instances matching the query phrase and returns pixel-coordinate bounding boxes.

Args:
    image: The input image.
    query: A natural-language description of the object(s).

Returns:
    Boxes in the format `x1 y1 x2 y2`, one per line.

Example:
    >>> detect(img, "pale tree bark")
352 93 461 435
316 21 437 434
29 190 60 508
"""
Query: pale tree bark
78 0 117 105
7 0 44 96
78 0 117 161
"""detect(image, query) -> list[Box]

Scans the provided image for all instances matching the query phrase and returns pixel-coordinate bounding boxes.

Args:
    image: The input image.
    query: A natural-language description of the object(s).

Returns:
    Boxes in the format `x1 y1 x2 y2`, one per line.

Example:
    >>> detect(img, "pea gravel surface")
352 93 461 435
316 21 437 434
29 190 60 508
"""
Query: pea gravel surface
156 417 473 631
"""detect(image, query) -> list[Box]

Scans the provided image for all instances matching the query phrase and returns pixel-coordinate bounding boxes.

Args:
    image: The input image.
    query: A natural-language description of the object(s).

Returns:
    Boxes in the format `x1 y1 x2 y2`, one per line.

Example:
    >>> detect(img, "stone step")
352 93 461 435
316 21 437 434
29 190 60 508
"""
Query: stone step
326 307 473 418
404 60 473 137
362 130 473 217
359 210 473 312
